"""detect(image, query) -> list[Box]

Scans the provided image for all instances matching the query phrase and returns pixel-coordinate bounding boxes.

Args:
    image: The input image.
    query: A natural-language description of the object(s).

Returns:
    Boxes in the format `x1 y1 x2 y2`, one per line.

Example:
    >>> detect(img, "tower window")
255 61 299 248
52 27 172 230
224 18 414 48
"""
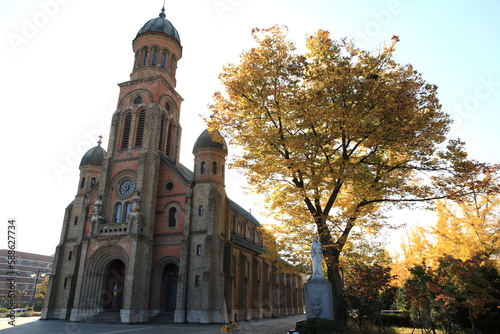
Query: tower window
168 207 178 228
161 53 167 68
198 205 204 216
114 203 123 223
74 216 78 226
165 122 172 156
200 161 206 174
158 117 165 151
68 251 73 261
124 202 132 222
196 245 202 256
80 177 85 189
133 96 142 105
212 162 217 174
152 50 158 65
121 113 132 149
143 50 148 65
90 177 96 189
195 275 200 287
135 110 146 147
170 56 177 72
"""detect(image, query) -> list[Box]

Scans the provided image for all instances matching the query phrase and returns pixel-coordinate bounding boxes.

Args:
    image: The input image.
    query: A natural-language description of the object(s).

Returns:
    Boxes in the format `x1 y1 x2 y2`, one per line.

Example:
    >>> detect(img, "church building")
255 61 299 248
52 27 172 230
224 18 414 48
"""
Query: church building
41 8 303 324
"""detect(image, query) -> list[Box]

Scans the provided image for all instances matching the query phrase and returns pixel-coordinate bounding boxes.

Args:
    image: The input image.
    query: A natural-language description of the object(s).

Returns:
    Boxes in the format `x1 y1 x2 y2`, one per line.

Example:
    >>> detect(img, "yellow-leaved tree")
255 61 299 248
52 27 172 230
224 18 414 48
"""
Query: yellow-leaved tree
208 26 497 323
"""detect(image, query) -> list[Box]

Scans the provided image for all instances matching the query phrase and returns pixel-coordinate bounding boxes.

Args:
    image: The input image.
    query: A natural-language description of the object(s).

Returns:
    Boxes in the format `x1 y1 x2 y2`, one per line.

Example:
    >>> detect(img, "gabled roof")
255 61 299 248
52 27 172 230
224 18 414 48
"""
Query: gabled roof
230 199 260 226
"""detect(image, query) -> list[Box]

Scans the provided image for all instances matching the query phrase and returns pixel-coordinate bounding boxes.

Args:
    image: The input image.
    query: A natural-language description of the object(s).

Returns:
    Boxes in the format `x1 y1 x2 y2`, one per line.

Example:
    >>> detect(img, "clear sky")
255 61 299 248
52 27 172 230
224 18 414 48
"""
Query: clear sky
1 0 499 256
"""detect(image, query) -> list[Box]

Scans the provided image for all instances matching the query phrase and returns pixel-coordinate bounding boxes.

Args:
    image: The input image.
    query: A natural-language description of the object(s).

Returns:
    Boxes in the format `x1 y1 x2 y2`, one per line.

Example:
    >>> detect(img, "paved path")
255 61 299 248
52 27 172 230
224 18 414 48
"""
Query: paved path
0 314 305 333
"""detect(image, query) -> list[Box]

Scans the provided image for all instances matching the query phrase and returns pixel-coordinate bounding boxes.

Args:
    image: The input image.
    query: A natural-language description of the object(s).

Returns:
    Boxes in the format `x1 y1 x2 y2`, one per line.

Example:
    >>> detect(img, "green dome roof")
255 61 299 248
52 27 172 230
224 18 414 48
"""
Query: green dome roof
80 145 106 168
193 129 228 153
137 8 180 43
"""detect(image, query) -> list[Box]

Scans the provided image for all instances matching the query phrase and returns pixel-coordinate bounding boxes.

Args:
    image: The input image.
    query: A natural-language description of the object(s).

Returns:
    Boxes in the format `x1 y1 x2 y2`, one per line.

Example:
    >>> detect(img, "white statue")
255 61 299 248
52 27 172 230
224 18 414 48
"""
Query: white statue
311 236 324 278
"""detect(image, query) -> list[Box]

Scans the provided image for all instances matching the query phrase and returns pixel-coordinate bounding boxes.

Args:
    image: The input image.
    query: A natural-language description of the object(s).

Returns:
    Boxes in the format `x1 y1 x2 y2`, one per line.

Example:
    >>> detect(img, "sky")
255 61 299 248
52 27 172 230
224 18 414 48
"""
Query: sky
1 0 499 256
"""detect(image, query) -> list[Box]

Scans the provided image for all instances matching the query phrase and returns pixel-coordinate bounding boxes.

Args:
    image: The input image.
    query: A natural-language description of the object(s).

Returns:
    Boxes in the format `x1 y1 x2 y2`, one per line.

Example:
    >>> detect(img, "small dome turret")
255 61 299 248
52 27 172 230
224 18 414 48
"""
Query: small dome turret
80 139 106 168
193 129 228 154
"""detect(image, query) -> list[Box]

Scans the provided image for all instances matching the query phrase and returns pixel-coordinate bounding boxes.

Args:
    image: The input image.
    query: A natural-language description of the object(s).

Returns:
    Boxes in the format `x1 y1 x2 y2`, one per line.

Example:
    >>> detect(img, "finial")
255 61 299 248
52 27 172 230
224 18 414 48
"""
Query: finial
159 3 166 19
97 135 103 146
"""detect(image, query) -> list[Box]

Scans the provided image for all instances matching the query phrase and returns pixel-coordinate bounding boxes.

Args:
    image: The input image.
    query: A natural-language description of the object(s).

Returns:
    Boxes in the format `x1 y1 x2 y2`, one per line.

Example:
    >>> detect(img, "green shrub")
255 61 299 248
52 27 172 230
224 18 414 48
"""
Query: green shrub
0 308 9 313
295 317 349 334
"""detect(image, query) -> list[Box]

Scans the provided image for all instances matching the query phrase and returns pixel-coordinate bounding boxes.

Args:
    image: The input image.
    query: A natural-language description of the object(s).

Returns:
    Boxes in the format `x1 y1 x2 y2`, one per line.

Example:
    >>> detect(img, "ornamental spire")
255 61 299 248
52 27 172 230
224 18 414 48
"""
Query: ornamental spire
97 135 103 146
159 2 166 18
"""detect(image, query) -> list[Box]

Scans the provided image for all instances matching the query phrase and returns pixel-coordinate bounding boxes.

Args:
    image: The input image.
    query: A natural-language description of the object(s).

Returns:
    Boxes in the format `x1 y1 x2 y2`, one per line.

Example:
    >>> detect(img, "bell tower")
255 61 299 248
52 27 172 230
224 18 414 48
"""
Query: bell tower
42 7 187 324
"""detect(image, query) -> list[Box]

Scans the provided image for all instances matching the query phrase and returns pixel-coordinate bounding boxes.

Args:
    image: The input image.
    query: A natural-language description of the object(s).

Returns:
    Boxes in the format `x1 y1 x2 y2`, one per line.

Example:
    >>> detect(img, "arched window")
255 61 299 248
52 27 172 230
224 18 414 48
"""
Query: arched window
135 110 146 147
90 178 96 189
80 177 85 189
152 50 158 65
143 49 148 65
121 113 132 149
212 162 217 174
200 161 206 174
245 259 250 279
232 256 237 289
114 203 123 223
161 53 167 68
168 207 177 228
124 202 132 222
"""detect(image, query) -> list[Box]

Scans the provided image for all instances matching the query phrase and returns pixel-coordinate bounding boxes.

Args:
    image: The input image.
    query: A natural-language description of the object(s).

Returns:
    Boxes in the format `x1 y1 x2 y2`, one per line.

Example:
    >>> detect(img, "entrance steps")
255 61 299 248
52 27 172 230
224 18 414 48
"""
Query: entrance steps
150 311 175 323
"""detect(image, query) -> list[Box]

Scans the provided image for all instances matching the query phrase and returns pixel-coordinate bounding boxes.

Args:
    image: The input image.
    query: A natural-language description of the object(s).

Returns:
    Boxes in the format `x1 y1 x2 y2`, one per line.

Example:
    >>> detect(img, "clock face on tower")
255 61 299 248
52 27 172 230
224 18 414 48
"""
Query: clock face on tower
119 180 135 197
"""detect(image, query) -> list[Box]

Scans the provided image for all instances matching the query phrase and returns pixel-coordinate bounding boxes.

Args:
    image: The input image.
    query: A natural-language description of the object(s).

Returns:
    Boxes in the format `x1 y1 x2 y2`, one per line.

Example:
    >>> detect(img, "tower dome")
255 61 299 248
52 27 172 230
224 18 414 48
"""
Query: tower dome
193 129 228 153
137 7 180 43
80 143 106 168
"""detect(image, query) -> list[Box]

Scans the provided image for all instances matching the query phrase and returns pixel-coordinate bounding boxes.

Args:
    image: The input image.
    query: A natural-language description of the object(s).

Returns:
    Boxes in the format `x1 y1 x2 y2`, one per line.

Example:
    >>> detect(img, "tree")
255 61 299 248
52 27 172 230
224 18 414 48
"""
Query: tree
431 255 500 333
393 190 500 283
208 26 495 323
344 262 393 332
404 256 500 334
35 276 49 301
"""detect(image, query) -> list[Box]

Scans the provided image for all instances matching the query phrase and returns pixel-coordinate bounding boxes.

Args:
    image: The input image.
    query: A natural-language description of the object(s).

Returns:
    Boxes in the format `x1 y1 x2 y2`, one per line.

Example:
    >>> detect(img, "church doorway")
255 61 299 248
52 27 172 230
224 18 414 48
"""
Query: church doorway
160 263 178 311
102 259 125 311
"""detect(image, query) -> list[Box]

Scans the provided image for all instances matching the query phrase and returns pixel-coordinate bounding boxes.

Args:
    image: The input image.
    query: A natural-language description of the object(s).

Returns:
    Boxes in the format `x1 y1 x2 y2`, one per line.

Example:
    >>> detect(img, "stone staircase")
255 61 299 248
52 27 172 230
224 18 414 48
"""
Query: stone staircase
150 311 175 323
85 311 121 324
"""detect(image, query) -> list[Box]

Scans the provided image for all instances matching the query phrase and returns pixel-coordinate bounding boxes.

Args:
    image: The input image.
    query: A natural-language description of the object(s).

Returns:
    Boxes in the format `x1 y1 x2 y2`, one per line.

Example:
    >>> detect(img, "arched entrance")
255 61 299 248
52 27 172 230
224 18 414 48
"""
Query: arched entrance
101 259 126 311
160 263 178 311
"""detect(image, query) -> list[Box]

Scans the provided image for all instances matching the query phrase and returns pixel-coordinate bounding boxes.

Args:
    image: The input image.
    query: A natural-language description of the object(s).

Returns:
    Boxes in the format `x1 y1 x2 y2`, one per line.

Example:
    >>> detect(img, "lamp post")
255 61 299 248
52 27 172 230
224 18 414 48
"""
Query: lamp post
30 268 46 307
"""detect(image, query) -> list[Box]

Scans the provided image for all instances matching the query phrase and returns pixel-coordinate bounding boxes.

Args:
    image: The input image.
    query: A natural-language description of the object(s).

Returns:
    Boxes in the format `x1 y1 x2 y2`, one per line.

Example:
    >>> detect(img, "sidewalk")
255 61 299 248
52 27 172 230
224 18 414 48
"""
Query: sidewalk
0 314 305 333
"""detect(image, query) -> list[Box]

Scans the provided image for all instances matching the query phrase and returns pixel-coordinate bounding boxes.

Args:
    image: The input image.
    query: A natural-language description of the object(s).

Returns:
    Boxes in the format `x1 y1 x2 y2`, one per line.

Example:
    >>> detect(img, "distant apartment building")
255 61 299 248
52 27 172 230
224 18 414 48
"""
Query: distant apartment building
0 250 53 308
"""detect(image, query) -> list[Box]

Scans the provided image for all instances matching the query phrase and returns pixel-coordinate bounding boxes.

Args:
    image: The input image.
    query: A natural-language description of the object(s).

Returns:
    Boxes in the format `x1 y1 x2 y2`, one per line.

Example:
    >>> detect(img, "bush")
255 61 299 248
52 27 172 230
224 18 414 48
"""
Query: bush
295 317 349 334
0 308 8 313
379 312 411 328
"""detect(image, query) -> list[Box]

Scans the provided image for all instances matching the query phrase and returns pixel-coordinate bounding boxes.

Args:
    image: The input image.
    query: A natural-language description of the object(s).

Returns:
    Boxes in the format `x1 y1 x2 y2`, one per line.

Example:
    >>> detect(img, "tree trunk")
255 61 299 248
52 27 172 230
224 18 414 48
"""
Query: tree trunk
326 250 348 325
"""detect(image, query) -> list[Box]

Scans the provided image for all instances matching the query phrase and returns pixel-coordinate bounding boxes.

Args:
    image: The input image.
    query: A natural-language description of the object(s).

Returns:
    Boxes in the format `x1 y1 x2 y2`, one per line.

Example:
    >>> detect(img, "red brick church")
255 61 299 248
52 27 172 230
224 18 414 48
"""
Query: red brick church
41 7 303 324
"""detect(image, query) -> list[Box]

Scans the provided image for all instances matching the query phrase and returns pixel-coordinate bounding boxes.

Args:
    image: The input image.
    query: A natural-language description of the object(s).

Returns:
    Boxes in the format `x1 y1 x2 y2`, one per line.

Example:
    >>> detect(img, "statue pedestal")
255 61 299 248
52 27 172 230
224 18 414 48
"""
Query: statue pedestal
304 276 334 320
